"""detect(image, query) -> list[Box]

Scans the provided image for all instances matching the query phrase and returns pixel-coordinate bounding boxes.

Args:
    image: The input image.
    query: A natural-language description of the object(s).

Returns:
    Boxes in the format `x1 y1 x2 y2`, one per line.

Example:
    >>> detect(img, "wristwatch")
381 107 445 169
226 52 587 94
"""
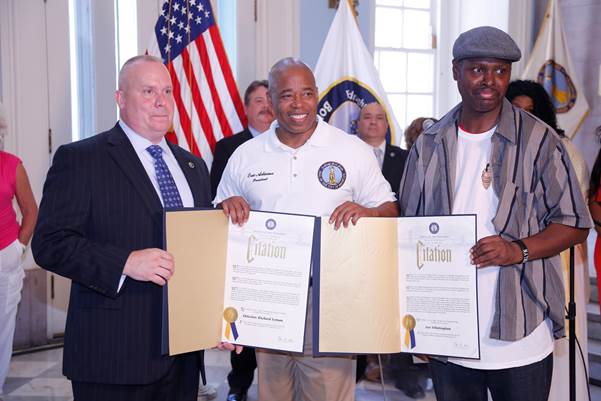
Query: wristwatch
513 239 529 264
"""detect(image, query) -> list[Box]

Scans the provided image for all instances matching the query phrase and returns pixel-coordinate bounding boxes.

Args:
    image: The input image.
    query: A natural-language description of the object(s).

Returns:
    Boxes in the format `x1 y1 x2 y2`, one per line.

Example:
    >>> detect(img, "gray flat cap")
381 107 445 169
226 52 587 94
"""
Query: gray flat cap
453 26 521 62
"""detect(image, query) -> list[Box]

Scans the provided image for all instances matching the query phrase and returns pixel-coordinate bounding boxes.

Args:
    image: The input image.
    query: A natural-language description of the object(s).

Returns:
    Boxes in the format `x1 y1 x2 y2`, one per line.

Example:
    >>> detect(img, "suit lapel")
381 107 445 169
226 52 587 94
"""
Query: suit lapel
242 129 253 141
168 141 205 207
106 124 163 215
382 144 392 174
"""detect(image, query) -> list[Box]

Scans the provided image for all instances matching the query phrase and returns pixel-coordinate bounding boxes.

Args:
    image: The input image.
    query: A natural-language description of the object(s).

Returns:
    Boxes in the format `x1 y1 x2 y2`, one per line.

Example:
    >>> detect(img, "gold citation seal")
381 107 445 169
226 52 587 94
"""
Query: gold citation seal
223 307 238 323
402 314 416 331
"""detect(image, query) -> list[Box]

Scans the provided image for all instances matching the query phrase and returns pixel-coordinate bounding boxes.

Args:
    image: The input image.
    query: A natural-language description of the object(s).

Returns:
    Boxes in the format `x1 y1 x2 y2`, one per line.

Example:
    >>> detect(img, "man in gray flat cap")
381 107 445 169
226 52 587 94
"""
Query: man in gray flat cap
399 26 591 401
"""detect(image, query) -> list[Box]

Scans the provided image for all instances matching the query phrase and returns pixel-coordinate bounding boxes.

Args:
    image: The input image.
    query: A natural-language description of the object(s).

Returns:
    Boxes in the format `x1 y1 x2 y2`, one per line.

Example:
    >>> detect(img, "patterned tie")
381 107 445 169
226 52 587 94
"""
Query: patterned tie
146 145 183 208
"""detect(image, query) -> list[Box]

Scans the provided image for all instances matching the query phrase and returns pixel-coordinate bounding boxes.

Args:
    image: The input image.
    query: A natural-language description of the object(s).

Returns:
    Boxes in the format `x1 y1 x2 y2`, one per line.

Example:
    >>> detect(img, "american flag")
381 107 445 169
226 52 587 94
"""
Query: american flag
147 0 247 167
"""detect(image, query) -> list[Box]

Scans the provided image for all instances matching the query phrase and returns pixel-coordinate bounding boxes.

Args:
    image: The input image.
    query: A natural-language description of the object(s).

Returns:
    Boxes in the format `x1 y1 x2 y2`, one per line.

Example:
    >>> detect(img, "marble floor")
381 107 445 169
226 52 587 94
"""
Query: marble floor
5 347 601 401
1 347 436 401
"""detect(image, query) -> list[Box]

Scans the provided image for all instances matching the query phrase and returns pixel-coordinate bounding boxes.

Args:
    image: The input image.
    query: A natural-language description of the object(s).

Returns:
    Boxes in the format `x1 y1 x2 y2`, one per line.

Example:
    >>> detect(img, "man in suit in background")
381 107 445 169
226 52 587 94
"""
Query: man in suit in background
32 55 232 401
210 80 274 198
355 102 426 399
209 80 273 401
356 102 408 199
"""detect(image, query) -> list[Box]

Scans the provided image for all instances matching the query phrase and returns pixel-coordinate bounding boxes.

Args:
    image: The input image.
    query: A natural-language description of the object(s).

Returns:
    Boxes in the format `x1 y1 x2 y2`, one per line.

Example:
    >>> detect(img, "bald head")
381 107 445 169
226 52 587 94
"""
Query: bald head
266 57 319 147
115 55 174 143
118 55 166 91
357 102 388 147
268 58 315 98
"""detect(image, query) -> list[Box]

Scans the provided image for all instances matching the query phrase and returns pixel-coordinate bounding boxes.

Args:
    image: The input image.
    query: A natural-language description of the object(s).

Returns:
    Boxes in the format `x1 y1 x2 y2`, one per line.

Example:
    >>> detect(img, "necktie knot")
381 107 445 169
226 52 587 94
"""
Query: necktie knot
146 145 163 160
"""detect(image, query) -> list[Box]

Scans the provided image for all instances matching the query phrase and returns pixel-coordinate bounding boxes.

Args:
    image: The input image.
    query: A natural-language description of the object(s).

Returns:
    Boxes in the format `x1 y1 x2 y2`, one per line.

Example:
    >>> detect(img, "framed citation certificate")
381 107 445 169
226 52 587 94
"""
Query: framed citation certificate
163 211 477 359
315 215 479 359
162 209 316 355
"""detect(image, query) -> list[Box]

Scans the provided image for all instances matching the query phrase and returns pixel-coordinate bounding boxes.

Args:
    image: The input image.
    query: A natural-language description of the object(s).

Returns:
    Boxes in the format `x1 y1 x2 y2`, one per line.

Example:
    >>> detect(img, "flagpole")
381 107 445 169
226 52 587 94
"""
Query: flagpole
522 0 552 75
346 0 357 19
186 0 193 148
569 246 575 401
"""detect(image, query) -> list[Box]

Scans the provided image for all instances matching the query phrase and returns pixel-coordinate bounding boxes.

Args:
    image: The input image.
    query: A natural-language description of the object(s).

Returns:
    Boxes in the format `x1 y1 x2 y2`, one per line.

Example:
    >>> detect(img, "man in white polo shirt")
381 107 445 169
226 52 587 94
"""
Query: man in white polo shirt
214 57 398 401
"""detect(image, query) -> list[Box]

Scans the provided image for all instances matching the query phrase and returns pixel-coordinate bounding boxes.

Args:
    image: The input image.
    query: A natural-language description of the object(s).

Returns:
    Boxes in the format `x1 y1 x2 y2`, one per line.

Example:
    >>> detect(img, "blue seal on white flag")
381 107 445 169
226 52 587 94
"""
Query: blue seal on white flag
317 78 392 142
537 60 577 113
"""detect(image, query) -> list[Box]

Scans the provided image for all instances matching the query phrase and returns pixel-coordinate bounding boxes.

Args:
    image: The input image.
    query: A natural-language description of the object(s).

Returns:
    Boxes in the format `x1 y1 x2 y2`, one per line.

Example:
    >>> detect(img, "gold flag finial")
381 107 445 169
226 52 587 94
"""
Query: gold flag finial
329 0 358 19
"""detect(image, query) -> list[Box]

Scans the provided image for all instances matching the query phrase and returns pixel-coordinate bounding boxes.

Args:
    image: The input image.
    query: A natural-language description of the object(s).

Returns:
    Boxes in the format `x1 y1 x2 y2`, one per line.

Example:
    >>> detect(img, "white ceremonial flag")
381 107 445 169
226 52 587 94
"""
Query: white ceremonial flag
314 0 402 145
522 0 589 138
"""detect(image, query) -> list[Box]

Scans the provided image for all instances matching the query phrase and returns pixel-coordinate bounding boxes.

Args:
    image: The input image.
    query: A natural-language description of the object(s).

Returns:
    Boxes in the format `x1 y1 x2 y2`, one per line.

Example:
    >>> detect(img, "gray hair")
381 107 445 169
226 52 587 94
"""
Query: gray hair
118 55 165 90
267 57 314 97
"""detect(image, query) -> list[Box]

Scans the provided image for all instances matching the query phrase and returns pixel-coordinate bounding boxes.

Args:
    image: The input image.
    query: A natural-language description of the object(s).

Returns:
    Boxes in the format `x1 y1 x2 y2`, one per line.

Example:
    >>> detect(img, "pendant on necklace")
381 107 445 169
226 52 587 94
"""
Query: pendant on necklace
481 163 492 190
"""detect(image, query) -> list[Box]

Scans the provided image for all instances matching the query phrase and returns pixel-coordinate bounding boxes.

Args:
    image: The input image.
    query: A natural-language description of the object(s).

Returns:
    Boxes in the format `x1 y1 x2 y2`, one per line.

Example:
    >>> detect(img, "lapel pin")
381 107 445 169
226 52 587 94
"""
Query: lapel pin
188 161 195 169
390 152 396 158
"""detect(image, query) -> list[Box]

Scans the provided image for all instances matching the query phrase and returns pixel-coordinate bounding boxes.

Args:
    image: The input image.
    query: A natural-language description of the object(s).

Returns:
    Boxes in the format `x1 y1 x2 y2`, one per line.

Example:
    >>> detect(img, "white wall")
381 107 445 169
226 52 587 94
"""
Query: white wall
0 0 73 341
435 0 517 116
299 0 372 70
91 0 118 133
235 0 257 90
0 0 51 231
136 0 163 57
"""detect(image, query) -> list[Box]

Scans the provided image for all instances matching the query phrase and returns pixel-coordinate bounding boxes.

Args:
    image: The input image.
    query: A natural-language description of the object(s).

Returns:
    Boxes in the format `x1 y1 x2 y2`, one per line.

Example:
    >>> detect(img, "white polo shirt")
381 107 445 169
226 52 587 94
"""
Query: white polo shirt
214 118 395 216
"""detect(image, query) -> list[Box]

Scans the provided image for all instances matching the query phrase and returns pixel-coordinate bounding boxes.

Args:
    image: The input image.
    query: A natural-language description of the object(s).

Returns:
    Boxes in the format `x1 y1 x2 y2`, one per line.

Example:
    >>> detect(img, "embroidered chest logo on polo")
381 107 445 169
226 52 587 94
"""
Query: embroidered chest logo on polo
317 161 346 190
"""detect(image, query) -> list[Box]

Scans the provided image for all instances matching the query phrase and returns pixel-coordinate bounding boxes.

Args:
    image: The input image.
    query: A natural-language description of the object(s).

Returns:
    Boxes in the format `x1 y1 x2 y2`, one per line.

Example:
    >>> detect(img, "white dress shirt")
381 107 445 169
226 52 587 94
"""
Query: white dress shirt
371 141 386 170
117 121 194 291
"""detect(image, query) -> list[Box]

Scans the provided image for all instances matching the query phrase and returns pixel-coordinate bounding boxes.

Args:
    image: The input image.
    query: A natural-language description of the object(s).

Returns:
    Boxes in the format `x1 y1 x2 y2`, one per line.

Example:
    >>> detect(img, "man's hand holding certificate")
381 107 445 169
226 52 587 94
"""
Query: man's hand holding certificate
163 210 479 359
162 209 315 355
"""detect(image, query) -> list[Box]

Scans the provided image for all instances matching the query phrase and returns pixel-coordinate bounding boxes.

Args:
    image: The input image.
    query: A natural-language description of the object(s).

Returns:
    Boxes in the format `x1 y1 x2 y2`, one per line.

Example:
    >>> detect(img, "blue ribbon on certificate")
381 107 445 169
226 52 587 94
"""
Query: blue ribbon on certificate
223 307 240 340
403 314 417 349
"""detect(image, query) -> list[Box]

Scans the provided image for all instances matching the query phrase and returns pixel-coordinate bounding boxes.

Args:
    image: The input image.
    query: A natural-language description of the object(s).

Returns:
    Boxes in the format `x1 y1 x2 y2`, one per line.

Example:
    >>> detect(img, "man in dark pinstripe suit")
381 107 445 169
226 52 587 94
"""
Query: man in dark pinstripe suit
33 55 230 401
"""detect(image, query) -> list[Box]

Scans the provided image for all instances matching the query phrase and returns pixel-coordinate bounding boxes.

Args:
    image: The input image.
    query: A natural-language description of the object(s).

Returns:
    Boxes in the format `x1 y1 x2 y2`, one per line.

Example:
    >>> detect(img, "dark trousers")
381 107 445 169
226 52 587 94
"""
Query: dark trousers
356 353 428 384
391 353 428 388
72 352 200 401
429 353 553 401
356 355 367 381
227 346 257 394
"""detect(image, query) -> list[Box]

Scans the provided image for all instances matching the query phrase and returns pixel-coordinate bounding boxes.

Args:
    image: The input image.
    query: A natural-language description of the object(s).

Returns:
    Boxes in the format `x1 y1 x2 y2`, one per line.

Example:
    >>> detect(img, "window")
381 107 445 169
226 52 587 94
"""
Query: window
217 0 237 78
69 0 95 141
373 0 436 133
69 0 138 141
115 0 138 74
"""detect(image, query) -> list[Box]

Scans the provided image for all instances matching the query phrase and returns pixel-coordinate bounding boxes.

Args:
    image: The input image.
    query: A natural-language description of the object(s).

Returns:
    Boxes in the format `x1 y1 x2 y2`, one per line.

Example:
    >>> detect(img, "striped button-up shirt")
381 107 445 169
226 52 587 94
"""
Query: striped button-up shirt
399 99 591 341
